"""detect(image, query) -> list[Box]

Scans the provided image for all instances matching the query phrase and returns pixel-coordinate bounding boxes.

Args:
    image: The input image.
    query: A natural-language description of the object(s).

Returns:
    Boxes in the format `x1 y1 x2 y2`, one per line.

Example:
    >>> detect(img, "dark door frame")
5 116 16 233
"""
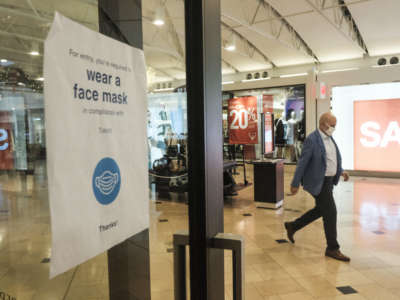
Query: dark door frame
184 0 225 299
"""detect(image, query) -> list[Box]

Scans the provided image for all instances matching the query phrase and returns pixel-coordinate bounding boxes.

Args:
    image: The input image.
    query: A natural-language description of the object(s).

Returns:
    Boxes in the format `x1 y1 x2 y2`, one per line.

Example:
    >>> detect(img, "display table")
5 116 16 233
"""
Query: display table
251 159 284 209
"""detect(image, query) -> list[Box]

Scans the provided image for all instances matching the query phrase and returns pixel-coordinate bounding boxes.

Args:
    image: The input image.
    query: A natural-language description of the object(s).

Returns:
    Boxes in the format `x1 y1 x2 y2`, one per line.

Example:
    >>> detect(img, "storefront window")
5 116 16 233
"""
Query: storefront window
0 1 118 299
225 84 305 163
0 0 189 298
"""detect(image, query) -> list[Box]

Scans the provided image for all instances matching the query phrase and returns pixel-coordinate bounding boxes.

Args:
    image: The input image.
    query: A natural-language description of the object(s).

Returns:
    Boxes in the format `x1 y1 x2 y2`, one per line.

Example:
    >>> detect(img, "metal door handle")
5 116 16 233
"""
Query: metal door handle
173 231 245 300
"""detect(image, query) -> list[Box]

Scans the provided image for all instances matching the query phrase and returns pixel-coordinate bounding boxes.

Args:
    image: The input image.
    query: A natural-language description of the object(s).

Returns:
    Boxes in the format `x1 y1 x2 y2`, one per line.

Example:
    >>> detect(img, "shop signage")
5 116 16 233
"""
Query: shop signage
262 94 274 114
264 114 273 154
44 13 149 278
354 99 400 172
0 113 14 170
262 94 274 153
228 96 258 144
319 82 327 99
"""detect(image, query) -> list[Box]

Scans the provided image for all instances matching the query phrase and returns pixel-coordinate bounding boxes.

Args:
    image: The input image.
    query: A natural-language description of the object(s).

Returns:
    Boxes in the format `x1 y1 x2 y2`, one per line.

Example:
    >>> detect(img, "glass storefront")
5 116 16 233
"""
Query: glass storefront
0 1 188 299
224 84 306 163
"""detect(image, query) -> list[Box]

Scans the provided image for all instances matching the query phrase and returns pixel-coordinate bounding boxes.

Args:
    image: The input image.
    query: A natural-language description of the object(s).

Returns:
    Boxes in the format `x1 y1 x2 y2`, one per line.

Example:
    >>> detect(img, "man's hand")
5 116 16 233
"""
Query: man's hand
342 171 349 182
287 186 299 196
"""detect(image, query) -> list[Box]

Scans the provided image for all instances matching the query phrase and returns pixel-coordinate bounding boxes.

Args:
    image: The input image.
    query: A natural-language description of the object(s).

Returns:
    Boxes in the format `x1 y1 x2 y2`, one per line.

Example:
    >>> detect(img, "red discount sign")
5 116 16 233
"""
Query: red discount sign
354 99 400 172
228 96 258 144
0 126 13 170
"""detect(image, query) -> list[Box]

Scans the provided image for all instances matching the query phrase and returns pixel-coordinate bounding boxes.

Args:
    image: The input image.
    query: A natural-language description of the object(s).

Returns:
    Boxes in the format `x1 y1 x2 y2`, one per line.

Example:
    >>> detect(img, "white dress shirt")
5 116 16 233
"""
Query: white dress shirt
318 129 337 176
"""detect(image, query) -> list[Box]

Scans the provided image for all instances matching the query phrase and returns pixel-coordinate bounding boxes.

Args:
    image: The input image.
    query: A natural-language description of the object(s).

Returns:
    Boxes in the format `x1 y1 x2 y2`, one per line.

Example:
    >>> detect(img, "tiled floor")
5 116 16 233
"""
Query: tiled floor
0 163 400 299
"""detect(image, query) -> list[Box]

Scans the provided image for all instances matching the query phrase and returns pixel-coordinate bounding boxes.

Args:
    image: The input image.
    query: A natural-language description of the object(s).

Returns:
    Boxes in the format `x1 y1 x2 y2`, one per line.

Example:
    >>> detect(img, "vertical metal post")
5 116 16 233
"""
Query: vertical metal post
173 231 189 300
184 0 224 299
98 1 151 299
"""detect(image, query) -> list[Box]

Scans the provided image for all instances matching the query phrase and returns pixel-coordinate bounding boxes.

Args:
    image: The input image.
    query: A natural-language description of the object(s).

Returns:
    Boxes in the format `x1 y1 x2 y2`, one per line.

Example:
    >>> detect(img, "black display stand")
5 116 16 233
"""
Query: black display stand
251 159 284 209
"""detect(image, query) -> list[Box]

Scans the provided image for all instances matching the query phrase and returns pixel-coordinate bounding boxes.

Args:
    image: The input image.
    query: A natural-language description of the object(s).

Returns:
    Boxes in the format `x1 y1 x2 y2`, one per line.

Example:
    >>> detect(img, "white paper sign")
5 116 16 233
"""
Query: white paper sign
44 13 149 278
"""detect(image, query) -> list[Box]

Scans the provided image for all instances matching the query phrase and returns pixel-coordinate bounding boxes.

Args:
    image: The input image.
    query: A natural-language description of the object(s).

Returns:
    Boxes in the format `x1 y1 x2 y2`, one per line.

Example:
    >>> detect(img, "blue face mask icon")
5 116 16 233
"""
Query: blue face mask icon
92 158 121 205
95 170 119 195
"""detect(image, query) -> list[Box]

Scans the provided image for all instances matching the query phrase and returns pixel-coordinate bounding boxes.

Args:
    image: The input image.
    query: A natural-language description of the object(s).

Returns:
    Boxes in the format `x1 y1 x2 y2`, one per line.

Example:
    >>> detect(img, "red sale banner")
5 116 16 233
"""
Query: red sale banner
354 99 400 172
0 111 14 170
262 94 274 114
228 96 258 144
264 114 273 153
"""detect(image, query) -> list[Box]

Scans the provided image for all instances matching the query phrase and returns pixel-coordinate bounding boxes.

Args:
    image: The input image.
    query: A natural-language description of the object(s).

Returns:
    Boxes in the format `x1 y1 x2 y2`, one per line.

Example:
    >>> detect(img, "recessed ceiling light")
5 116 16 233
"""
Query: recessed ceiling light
153 19 164 26
29 51 40 56
225 45 236 52
0 59 7 63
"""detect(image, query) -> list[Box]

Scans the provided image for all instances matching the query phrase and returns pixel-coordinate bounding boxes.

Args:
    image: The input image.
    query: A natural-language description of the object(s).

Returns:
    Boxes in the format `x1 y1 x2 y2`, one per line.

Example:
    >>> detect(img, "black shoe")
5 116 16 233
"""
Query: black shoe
284 222 295 243
325 249 350 262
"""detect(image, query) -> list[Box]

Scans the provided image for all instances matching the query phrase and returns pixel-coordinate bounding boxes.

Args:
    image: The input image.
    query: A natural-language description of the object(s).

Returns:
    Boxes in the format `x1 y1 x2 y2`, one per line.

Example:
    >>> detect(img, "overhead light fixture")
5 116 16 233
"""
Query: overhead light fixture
153 7 165 26
153 19 165 26
225 44 236 52
0 59 7 63
30 41 40 56
224 34 236 52
17 82 25 86
241 77 270 83
36 77 44 81
377 58 387 66
279 72 308 78
154 87 174 92
321 68 359 73
222 81 235 85
390 56 399 65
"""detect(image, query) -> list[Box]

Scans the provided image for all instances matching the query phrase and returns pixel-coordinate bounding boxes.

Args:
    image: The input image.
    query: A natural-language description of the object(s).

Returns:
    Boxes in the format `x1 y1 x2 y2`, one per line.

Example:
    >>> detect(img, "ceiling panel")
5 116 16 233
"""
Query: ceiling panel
345 0 400 56
263 0 312 16
221 0 263 25
281 11 365 62
235 26 314 66
222 49 271 72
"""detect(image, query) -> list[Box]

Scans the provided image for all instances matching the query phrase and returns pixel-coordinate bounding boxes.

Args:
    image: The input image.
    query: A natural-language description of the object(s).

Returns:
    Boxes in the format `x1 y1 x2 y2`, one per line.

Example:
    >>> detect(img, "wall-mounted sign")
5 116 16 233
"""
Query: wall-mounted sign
228 96 258 144
354 99 400 172
319 82 327 99
44 13 149 278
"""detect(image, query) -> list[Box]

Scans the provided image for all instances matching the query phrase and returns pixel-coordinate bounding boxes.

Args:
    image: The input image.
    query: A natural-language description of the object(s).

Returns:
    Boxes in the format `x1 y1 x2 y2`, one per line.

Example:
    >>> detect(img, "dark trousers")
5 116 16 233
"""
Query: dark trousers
292 177 340 250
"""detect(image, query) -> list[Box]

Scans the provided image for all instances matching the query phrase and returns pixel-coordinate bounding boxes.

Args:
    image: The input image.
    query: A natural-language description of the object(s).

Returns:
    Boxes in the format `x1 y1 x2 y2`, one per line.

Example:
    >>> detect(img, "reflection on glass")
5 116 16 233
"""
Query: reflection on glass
147 92 188 199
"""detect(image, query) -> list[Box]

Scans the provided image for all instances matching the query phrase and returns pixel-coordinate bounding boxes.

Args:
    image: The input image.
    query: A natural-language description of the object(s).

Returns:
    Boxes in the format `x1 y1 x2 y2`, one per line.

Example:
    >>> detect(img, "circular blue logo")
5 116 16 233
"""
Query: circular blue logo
92 157 121 205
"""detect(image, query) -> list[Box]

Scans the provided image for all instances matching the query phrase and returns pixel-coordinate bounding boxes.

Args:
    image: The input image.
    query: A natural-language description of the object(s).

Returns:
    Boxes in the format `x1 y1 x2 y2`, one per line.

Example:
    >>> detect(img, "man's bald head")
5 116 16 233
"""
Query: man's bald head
319 112 337 133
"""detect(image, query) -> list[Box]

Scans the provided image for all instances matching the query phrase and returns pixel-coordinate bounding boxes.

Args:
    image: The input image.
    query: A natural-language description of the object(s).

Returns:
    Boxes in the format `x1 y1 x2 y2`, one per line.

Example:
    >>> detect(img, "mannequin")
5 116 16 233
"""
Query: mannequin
286 111 298 161
274 112 287 158
296 110 305 158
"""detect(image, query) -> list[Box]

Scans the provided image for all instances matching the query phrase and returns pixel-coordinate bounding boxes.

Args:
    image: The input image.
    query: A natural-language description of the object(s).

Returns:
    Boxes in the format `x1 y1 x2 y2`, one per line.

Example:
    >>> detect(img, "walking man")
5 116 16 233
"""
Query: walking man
285 112 350 261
